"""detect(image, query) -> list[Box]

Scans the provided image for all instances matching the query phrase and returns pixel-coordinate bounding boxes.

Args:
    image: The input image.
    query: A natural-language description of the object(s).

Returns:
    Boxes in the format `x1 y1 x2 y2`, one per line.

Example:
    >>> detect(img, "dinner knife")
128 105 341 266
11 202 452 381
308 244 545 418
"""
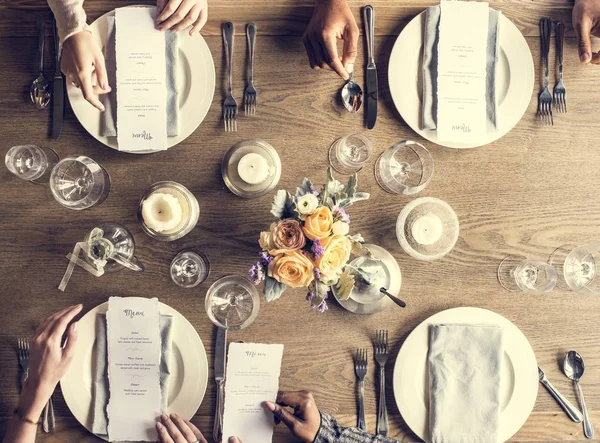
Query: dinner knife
51 18 64 139
213 327 227 443
364 5 378 130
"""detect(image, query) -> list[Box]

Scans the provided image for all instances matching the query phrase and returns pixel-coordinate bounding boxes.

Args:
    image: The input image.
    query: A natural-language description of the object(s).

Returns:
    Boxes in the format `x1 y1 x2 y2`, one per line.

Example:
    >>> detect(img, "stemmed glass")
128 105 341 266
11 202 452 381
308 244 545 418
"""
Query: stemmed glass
551 243 600 295
5 145 59 184
170 251 210 288
205 276 260 330
498 254 558 293
329 133 372 175
375 140 434 195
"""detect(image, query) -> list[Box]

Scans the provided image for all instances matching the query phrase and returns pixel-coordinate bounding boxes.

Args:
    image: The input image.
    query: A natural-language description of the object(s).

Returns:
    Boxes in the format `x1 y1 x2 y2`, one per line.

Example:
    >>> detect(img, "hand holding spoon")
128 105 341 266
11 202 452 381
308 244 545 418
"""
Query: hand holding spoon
341 65 363 113
563 351 594 438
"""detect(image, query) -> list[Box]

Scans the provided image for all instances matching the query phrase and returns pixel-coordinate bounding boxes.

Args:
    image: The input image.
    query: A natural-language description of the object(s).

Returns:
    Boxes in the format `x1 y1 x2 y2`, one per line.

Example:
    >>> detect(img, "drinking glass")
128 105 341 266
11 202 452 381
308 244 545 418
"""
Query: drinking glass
498 254 558 293
562 243 600 295
328 133 372 175
49 156 111 210
205 276 260 330
170 251 210 288
5 145 58 182
375 140 434 195
84 223 144 273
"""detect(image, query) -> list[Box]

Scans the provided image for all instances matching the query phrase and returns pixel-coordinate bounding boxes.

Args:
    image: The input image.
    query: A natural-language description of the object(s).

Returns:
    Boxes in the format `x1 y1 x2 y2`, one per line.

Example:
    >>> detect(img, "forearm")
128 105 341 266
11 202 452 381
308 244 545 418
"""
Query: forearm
314 413 401 443
47 0 88 44
2 381 49 443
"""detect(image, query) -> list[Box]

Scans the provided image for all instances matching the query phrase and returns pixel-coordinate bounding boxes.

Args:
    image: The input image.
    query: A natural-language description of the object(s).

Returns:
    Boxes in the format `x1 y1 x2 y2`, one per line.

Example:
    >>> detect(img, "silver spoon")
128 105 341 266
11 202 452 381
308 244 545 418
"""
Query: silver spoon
30 19 51 110
341 68 363 113
563 351 594 438
380 287 406 308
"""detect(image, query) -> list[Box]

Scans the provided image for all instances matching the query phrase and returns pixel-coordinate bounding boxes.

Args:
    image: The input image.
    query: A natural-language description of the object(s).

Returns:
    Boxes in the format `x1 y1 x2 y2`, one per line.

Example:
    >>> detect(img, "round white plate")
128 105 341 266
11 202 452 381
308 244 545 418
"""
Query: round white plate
388 11 534 148
393 307 538 442
61 299 208 438
66 6 215 154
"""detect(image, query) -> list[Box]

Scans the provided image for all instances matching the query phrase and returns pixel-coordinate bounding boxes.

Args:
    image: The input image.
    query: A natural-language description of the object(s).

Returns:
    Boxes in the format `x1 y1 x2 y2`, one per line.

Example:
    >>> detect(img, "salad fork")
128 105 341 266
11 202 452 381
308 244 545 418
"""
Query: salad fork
17 338 29 388
538 18 553 125
222 22 237 132
354 348 368 432
554 21 567 113
244 23 257 116
374 330 389 436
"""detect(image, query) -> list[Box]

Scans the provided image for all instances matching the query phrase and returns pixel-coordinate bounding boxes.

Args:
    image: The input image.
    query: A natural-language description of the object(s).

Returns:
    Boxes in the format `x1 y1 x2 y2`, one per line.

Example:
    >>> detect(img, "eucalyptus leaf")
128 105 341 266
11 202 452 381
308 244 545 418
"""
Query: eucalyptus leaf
296 178 316 197
264 276 287 302
270 190 298 219
346 174 357 199
338 192 371 208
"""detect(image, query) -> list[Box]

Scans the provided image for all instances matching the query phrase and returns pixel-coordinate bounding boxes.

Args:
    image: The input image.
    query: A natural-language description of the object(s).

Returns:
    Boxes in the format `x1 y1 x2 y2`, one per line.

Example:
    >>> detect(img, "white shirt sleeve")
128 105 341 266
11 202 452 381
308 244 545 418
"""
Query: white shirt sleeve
47 0 89 44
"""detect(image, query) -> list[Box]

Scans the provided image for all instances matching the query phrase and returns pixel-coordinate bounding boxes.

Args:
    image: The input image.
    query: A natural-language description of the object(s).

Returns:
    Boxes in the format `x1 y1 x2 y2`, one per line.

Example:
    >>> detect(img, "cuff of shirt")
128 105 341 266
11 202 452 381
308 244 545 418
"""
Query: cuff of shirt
61 24 90 46
313 412 335 443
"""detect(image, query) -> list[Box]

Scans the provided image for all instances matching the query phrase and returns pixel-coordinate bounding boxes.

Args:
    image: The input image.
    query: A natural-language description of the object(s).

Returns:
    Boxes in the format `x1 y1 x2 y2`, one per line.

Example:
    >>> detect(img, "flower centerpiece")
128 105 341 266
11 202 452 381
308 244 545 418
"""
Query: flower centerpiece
249 168 370 312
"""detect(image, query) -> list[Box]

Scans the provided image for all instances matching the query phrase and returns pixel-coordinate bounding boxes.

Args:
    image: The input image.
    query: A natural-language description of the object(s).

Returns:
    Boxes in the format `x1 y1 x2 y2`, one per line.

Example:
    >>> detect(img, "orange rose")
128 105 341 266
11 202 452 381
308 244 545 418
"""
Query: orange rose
302 206 333 241
315 234 352 276
268 250 315 288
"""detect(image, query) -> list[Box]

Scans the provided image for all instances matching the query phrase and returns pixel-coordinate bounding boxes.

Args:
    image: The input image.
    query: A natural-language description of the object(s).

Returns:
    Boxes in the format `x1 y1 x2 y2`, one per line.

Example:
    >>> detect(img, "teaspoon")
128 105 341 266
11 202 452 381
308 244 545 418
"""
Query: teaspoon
563 351 594 438
341 67 363 113
30 19 51 109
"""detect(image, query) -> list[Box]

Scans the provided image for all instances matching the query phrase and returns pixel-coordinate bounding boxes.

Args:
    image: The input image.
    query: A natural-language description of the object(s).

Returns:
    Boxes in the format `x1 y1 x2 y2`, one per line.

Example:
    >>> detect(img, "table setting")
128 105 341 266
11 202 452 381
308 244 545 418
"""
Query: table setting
1 0 600 442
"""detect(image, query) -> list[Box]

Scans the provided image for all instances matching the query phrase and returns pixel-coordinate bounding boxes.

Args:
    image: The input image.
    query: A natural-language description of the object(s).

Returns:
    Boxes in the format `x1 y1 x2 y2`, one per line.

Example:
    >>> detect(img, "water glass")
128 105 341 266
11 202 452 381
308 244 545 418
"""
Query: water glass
205 276 260 330
170 251 210 288
498 254 558 294
375 140 434 195
5 145 57 182
328 133 372 175
562 243 600 295
49 156 110 210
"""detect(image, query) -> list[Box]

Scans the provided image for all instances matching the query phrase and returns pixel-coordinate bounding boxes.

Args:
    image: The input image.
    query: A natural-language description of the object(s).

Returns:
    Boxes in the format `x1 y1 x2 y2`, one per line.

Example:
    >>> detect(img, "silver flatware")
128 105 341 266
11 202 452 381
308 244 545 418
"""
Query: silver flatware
17 338 30 390
538 17 553 126
374 330 389 436
553 21 567 113
354 348 368 432
213 326 227 443
563 351 594 439
51 18 64 139
30 19 51 110
380 287 406 308
538 366 582 423
363 5 378 130
244 23 257 116
222 22 238 132
42 397 55 433
341 70 363 113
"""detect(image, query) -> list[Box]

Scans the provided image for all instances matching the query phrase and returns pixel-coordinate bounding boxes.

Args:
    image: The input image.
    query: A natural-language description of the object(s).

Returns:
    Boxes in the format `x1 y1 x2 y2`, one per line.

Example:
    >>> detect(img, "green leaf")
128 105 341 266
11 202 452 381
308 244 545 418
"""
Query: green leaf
338 192 370 208
295 178 316 197
346 174 357 199
271 190 298 219
264 276 287 302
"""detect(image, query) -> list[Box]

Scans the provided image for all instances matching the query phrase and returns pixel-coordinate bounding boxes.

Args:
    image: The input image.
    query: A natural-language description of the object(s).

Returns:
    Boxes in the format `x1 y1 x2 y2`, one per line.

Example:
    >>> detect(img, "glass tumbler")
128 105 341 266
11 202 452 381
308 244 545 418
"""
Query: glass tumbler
170 251 210 288
375 140 434 195
328 133 372 175
5 145 58 182
205 276 260 330
49 155 111 210
498 254 558 293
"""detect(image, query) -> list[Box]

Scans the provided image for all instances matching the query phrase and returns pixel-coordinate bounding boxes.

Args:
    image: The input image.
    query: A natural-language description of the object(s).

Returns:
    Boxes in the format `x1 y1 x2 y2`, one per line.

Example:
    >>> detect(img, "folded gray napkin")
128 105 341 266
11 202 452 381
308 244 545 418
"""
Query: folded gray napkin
428 324 503 443
422 6 500 131
100 14 179 139
91 313 174 437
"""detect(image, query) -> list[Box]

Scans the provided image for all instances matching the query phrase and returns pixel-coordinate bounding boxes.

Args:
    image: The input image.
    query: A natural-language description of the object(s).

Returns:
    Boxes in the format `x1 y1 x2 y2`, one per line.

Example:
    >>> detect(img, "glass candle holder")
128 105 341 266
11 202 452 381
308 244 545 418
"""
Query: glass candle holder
205 276 260 330
170 251 210 288
138 181 199 241
328 133 372 175
375 140 434 195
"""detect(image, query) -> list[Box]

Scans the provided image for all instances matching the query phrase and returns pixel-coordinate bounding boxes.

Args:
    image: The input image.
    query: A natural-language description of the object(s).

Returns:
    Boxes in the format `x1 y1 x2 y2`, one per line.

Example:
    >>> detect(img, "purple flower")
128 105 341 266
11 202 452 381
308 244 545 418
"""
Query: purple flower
306 291 315 302
317 300 329 313
333 207 351 224
311 239 324 260
313 267 321 280
259 252 273 266
248 261 265 285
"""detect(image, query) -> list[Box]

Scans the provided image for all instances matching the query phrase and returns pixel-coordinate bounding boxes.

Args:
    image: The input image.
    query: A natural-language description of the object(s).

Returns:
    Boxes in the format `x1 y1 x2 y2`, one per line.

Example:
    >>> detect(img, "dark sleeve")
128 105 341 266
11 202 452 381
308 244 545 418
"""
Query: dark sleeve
314 412 402 443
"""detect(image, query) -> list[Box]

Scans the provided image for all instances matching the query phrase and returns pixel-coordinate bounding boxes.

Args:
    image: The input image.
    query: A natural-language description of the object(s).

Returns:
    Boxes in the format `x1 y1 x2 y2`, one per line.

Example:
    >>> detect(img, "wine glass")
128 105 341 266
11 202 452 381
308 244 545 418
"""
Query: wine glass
498 254 558 293
5 145 59 183
205 276 260 330
49 156 110 210
375 140 434 195
170 251 210 288
561 244 600 295
328 133 372 175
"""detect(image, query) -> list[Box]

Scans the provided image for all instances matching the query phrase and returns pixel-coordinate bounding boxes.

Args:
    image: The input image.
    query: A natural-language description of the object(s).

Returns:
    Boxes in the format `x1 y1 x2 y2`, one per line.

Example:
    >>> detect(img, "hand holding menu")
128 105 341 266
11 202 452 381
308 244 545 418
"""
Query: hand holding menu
222 343 284 443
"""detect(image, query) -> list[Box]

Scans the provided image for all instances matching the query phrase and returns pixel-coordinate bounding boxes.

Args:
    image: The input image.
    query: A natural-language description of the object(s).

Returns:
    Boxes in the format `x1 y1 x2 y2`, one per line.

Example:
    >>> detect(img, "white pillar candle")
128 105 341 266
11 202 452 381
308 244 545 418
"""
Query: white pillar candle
141 192 183 233
237 153 270 185
411 214 443 245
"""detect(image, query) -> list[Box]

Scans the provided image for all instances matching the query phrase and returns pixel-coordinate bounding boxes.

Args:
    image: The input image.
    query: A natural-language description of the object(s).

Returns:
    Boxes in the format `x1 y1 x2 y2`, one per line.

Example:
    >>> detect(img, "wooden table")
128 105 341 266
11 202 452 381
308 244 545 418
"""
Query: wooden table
1 0 599 441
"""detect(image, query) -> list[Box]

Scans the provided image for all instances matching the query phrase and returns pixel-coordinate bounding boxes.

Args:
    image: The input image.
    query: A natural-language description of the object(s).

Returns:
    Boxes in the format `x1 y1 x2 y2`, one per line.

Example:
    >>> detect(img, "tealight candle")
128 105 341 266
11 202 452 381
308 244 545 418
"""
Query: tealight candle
411 214 443 245
141 192 183 233
237 153 270 185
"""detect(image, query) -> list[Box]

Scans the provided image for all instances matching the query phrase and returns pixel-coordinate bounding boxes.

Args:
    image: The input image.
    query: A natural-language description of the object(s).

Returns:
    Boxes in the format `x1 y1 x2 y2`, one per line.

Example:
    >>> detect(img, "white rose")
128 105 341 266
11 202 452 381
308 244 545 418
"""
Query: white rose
297 194 319 215
332 221 350 236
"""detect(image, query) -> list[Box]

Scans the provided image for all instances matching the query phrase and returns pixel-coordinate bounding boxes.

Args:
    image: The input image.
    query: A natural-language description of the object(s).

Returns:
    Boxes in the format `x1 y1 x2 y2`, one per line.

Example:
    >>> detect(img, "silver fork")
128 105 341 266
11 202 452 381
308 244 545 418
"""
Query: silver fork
538 17 553 125
222 22 238 132
244 23 257 116
17 338 30 389
374 330 389 436
354 348 368 432
554 21 567 113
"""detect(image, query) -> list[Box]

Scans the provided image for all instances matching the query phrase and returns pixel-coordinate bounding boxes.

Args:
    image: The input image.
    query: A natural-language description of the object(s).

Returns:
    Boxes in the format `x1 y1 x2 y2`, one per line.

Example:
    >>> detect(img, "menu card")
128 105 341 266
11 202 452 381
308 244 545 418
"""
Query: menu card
115 7 168 152
106 297 162 442
436 0 489 143
222 343 284 443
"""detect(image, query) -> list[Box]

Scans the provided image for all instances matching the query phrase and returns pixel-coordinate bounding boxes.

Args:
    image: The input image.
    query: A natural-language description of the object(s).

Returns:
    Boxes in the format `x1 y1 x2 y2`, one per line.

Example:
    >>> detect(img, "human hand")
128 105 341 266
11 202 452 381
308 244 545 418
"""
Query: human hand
156 413 208 443
156 0 208 35
18 305 82 421
573 0 600 63
61 31 111 111
303 0 359 80
264 391 321 443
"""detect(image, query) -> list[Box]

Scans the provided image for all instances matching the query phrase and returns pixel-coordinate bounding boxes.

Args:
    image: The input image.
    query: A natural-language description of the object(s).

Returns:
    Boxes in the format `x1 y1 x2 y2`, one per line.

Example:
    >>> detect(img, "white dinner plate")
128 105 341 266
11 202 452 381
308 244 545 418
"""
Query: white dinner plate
66 6 215 154
61 298 208 439
393 307 538 442
388 11 534 148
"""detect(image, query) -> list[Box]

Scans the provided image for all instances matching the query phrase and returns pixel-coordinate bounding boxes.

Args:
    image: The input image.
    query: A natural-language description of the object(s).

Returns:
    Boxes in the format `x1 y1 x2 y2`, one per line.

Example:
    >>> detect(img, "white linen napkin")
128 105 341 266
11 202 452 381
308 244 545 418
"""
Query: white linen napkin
428 324 504 443
91 313 174 437
422 6 501 131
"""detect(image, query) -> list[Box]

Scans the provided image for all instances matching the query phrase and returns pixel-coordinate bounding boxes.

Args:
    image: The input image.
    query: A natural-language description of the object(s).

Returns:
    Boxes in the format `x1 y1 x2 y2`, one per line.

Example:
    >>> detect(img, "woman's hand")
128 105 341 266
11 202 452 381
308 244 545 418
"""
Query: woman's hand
303 0 359 80
61 32 111 111
573 0 600 63
156 0 208 35
264 391 321 443
156 413 208 443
